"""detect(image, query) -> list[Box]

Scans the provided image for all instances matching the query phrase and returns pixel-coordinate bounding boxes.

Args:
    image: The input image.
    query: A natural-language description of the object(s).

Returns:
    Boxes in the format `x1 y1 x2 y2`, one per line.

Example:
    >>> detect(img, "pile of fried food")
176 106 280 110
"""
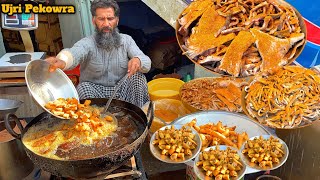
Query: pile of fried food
244 66 320 128
152 125 198 161
242 136 285 168
45 98 115 133
196 146 244 179
23 98 118 158
178 0 305 77
180 77 247 112
187 119 248 150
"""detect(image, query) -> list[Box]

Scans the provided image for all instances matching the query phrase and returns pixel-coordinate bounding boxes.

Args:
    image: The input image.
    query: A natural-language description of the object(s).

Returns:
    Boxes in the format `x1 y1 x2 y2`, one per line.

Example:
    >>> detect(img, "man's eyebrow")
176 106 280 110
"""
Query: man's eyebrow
96 16 116 18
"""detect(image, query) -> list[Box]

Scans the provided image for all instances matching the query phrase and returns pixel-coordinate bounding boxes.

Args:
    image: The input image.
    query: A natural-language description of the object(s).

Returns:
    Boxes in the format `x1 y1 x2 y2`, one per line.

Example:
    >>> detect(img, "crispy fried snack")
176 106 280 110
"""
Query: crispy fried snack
45 98 114 133
152 125 198 161
242 136 285 168
187 119 248 151
180 77 247 112
26 98 118 156
178 0 305 77
196 146 243 179
245 66 320 128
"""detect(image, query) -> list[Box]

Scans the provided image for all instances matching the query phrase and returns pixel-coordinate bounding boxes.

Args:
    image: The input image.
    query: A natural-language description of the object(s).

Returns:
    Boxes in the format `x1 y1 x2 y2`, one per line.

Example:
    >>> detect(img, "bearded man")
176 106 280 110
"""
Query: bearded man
46 0 151 107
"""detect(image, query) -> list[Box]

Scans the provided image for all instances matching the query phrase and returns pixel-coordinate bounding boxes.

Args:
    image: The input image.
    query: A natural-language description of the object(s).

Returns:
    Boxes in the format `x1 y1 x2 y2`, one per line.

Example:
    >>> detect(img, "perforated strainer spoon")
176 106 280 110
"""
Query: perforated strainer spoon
103 74 129 114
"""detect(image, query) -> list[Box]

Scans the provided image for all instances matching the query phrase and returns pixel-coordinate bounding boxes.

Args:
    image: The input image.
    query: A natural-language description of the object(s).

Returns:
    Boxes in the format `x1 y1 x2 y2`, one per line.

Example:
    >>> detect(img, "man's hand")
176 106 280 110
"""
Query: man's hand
127 57 141 77
46 57 66 72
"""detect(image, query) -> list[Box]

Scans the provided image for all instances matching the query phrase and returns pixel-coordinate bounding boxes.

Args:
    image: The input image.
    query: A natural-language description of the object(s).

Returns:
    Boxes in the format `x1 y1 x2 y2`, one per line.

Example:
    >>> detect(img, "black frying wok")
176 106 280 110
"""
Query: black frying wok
4 98 153 179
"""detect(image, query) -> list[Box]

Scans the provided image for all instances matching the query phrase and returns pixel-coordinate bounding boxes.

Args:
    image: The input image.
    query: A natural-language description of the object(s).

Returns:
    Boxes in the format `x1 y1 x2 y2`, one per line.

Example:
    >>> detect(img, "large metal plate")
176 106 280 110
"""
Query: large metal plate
171 110 271 174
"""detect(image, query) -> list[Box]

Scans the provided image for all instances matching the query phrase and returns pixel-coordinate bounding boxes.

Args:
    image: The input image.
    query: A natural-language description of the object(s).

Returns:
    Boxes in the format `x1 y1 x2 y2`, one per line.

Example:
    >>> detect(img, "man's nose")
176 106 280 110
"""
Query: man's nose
102 20 111 27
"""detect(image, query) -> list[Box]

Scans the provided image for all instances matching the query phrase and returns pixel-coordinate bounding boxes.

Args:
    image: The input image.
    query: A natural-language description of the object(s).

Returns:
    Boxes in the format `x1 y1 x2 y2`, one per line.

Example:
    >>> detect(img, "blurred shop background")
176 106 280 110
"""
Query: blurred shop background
0 0 194 82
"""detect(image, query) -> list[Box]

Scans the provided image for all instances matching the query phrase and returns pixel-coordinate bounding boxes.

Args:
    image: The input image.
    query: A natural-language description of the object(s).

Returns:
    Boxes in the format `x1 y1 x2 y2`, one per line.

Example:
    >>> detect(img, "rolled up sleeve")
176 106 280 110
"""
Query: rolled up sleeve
56 49 74 70
126 36 151 73
57 37 93 70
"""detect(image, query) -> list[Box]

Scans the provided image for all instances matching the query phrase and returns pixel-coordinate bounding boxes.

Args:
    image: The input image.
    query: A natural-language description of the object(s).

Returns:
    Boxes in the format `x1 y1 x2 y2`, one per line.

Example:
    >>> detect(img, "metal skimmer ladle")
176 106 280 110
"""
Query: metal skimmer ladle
103 74 129 114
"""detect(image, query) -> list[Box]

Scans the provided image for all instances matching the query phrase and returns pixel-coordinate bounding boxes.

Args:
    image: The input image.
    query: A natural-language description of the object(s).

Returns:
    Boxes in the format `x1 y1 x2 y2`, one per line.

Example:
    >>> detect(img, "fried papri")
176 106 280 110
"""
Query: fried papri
184 5 236 59
250 28 291 73
178 0 213 36
178 0 305 77
219 31 255 77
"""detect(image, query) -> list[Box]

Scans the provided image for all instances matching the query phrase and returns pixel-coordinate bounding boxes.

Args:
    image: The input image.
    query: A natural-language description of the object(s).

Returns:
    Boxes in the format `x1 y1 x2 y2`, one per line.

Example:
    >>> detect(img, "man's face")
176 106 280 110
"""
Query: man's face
92 7 119 33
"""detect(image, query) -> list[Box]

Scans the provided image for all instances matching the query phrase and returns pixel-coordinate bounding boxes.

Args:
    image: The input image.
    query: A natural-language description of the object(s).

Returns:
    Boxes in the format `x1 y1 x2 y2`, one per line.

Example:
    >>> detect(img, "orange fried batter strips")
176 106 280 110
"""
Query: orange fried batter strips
245 66 320 128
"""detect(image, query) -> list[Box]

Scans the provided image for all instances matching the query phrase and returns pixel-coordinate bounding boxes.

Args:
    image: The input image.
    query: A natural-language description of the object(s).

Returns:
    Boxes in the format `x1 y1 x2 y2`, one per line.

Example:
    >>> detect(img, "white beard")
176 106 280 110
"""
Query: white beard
94 27 121 50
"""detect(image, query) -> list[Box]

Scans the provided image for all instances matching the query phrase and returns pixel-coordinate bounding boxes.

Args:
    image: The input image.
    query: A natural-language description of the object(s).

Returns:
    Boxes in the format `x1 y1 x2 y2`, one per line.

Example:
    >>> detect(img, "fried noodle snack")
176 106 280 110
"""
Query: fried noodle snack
196 146 243 179
245 66 320 128
152 125 198 161
187 119 248 150
242 136 285 168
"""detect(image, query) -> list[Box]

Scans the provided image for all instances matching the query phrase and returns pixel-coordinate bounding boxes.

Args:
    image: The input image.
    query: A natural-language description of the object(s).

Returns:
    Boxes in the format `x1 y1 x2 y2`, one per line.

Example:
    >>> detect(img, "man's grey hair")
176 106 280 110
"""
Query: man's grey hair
91 0 120 17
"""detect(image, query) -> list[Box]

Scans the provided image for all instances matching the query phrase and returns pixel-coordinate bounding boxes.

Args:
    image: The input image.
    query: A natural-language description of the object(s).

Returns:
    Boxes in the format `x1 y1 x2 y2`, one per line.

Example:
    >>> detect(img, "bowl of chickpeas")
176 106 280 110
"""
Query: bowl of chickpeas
240 135 289 171
193 145 246 180
149 124 202 164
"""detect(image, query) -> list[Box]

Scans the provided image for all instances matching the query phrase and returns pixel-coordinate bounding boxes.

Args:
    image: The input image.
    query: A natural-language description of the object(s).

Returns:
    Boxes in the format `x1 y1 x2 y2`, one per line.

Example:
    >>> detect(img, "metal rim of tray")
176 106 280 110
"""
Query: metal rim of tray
171 110 271 134
170 110 272 175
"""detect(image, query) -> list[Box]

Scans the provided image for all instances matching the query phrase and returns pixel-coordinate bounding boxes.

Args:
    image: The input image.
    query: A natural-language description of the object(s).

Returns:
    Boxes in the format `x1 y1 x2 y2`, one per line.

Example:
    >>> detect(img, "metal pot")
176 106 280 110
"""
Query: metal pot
5 98 153 179
0 99 23 121
0 121 34 180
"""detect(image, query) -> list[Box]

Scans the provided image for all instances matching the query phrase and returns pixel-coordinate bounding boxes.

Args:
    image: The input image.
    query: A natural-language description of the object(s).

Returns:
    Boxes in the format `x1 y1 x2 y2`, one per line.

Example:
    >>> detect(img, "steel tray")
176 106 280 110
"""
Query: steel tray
171 110 271 174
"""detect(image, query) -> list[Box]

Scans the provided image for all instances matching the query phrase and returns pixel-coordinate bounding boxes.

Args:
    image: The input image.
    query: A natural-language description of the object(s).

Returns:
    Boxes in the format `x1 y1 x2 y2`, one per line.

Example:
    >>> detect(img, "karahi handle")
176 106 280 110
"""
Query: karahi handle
4 113 24 139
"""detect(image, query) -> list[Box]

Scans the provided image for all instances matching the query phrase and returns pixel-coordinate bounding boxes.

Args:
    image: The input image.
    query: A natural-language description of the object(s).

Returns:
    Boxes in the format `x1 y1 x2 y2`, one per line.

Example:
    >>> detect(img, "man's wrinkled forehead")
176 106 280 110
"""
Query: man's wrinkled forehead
95 7 116 17
95 7 117 21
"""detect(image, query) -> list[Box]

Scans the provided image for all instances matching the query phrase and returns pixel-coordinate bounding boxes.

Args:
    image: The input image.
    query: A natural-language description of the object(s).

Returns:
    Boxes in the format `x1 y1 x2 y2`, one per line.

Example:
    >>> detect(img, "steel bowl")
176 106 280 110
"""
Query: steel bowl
149 124 202 164
239 135 289 171
25 60 79 119
0 99 23 121
193 145 246 180
175 0 306 77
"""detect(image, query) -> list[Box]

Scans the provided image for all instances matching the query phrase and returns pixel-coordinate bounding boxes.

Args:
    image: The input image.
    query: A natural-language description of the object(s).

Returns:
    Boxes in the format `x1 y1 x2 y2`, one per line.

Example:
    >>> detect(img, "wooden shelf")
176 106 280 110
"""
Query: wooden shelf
0 78 26 87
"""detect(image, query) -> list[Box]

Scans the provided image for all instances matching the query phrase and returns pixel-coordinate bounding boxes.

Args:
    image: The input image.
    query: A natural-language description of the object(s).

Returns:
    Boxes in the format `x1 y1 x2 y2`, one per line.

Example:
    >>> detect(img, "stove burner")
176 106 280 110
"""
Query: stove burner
7 54 32 64
30 154 146 180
